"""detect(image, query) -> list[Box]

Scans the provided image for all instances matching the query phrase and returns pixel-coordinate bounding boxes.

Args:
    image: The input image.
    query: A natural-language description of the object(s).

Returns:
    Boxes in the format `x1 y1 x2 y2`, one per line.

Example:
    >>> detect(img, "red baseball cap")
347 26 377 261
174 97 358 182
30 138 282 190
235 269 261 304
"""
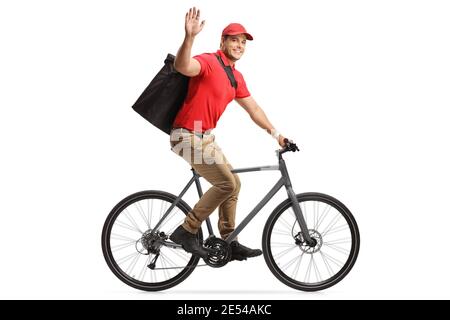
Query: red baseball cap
222 23 253 40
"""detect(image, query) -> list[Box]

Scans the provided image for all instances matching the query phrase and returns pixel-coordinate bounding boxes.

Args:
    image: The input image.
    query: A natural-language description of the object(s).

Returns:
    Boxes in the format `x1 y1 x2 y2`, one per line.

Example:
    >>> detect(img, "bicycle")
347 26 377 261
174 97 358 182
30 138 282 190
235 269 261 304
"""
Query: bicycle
101 140 360 291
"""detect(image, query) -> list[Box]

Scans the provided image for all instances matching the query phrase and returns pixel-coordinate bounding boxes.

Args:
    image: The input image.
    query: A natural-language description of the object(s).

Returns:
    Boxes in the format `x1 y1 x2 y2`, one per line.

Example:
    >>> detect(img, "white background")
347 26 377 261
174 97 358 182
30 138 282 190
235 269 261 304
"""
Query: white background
1 0 449 299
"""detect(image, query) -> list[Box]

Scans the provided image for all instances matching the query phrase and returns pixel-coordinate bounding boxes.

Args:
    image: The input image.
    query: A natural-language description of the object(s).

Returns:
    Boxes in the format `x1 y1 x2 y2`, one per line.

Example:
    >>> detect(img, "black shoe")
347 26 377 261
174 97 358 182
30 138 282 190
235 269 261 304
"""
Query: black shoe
230 241 263 261
169 225 209 259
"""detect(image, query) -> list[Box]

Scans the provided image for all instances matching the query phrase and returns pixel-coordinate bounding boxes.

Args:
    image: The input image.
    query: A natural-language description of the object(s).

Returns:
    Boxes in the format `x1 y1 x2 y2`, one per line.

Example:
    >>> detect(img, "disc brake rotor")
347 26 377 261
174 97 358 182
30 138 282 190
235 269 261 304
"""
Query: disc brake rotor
295 229 323 254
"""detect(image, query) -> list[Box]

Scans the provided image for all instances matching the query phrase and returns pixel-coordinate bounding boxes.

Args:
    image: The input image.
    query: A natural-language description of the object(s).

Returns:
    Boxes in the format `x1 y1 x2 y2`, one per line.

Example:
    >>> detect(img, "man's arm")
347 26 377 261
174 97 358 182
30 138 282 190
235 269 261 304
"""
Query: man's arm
174 7 204 77
235 96 287 147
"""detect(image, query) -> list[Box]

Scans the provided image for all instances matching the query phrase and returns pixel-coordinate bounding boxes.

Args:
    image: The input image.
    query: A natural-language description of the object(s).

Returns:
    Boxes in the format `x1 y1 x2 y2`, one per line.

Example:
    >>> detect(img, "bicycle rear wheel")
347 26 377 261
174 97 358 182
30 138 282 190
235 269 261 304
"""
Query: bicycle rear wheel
263 192 360 291
101 190 202 291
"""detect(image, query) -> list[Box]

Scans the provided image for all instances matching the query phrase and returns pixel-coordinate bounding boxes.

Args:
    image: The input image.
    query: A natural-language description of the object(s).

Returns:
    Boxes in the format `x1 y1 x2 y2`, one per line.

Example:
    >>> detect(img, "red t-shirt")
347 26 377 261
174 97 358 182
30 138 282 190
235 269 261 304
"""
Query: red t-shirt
172 50 251 132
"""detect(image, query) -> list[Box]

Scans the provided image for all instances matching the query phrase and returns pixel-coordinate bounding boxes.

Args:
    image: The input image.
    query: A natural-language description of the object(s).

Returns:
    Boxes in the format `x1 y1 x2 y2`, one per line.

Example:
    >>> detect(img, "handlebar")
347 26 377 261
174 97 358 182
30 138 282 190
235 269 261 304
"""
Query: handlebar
277 138 300 159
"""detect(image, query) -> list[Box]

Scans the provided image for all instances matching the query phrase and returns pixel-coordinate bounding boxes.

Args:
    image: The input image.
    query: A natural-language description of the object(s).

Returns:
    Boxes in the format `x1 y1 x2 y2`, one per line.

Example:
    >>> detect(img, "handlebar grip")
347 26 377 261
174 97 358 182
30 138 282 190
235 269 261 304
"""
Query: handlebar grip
283 138 300 152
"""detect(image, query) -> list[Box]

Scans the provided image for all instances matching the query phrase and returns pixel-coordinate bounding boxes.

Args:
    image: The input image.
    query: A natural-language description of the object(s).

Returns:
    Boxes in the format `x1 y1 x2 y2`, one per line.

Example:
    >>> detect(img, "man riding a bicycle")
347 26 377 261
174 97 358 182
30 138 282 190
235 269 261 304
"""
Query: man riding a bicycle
169 7 292 261
102 6 359 292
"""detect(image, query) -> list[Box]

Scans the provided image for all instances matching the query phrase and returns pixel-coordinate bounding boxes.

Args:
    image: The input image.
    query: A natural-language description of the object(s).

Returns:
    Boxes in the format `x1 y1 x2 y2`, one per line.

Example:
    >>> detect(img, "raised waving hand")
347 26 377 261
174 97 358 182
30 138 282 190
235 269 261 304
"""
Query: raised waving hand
185 7 205 38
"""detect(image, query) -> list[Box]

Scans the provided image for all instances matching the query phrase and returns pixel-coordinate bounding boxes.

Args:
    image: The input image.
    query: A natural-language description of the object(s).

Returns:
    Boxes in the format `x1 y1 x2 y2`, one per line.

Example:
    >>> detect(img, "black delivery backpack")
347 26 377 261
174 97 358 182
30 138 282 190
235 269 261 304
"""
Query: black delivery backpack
132 53 237 135
132 54 189 135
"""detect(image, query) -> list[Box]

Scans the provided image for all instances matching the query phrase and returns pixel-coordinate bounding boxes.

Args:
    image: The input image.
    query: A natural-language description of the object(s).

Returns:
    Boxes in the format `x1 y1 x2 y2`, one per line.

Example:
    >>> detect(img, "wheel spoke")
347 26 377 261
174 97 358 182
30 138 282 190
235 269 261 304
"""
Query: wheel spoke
320 251 335 277
315 204 332 231
138 255 151 282
271 242 297 248
149 256 155 283
159 254 171 280
323 243 350 255
272 227 293 237
167 217 186 234
311 256 322 282
291 252 305 279
136 201 150 229
148 199 153 228
124 209 144 234
323 237 351 246
321 213 342 237
313 201 319 230
111 240 135 253
160 251 184 272
273 245 298 259
323 236 351 255
278 215 293 232
125 252 141 275
111 233 137 242
320 251 345 269
280 251 303 272
305 256 313 283
116 252 139 265
159 201 169 222
321 224 348 237
159 207 182 231
115 220 142 234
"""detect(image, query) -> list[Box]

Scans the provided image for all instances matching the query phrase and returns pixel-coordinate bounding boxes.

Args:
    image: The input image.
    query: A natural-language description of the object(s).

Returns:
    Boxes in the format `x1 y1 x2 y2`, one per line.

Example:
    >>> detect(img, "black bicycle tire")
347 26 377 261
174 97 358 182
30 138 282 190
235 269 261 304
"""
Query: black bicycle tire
101 190 202 291
262 192 360 291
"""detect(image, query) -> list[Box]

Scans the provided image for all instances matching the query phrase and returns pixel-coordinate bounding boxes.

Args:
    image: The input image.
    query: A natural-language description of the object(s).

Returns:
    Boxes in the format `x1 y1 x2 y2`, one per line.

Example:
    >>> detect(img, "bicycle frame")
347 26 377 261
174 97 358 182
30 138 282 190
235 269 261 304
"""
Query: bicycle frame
152 153 314 244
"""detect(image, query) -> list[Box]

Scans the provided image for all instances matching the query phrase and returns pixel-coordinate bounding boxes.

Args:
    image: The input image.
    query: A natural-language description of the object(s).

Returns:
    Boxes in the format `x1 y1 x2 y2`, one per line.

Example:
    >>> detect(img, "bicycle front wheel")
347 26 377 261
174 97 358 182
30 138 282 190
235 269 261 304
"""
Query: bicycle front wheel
101 190 202 291
263 192 360 291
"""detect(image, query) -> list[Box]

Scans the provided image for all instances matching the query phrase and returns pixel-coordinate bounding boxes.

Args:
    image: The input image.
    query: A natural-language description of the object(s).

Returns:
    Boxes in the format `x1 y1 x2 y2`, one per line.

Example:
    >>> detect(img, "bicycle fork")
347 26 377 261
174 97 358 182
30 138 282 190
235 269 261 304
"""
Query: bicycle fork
279 159 315 246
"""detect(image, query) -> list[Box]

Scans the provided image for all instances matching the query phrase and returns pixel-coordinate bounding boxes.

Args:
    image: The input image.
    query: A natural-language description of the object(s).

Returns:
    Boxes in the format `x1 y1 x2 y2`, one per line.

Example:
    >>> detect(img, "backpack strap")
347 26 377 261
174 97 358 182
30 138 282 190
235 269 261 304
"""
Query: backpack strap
215 54 238 89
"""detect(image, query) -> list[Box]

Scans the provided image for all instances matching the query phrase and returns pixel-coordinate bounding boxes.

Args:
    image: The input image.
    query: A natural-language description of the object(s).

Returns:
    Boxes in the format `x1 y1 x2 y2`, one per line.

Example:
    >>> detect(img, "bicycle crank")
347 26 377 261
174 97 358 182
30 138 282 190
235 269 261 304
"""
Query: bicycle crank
203 237 231 268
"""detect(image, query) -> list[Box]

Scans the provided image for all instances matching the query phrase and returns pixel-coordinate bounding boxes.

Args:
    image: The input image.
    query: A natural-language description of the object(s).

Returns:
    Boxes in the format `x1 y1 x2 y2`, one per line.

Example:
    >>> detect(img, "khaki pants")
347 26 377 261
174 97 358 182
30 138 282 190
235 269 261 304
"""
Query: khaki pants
170 128 241 239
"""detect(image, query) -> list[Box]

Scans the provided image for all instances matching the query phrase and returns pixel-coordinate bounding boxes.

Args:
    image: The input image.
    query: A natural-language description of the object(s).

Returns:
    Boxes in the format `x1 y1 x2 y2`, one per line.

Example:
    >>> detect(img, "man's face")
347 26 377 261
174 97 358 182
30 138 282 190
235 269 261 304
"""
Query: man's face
220 34 247 62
